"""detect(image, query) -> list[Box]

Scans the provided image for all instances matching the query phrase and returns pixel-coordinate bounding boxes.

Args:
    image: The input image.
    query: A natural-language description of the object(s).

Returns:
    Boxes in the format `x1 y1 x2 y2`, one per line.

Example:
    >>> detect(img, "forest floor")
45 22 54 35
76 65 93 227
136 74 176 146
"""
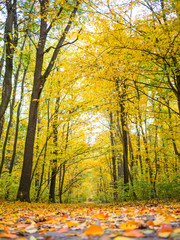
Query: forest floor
0 200 180 240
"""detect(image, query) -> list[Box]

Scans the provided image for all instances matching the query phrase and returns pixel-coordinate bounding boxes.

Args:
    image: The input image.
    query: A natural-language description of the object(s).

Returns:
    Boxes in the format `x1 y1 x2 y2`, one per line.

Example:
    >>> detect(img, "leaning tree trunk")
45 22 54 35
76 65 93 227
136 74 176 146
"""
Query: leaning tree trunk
0 37 26 176
0 0 18 137
17 0 80 202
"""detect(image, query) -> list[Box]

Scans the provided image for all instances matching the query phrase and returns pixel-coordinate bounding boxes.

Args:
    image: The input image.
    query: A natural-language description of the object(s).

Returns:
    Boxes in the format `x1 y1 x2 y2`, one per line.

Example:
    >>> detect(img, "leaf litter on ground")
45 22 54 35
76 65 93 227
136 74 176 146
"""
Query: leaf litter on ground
0 200 179 240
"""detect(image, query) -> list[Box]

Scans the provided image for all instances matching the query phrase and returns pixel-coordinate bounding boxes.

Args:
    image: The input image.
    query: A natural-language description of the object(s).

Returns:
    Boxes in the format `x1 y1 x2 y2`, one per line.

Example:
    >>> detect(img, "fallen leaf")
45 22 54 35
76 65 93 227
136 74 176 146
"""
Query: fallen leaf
84 224 104 235
68 221 79 227
0 233 18 239
120 220 139 230
57 228 69 233
123 230 145 237
114 237 132 240
158 232 171 238
156 224 173 233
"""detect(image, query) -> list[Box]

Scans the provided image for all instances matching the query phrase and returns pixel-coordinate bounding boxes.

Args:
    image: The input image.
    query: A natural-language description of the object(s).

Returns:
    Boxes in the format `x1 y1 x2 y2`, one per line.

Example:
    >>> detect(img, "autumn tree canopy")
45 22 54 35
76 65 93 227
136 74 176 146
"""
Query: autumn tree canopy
0 0 179 203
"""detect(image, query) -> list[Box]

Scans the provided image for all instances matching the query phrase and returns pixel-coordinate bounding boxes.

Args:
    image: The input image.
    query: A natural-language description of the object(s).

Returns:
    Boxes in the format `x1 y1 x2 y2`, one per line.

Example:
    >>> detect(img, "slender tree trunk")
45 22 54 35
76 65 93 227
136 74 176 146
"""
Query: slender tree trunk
0 44 5 81
135 118 143 174
49 97 60 203
59 163 65 203
115 111 124 180
135 83 153 184
167 101 180 161
9 64 28 175
36 99 50 201
153 124 158 198
34 116 41 193
0 37 26 176
109 111 118 201
0 0 18 127
59 122 70 203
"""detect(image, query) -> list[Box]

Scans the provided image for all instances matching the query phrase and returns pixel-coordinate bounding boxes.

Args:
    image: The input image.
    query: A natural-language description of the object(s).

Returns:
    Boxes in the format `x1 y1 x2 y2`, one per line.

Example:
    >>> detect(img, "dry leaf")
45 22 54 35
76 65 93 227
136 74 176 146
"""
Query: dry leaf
84 224 104 235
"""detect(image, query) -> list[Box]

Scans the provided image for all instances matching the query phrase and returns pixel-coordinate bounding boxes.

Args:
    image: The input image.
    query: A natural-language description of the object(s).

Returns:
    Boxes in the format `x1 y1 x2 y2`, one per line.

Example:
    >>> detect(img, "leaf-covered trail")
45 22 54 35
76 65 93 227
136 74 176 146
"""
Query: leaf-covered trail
0 201 179 240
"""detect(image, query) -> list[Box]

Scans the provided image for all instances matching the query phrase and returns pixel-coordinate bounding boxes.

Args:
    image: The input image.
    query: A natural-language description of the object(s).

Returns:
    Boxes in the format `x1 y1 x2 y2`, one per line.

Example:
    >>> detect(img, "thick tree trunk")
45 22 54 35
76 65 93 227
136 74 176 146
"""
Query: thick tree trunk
115 79 129 186
17 1 79 202
17 1 48 202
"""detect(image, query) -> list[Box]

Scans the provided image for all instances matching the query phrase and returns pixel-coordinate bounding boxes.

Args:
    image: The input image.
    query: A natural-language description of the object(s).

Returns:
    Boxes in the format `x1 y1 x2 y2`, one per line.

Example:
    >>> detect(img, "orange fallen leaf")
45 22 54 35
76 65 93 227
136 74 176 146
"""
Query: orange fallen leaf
120 220 140 230
123 230 145 237
84 225 104 235
147 220 154 226
57 228 69 233
39 229 47 235
165 215 176 221
156 224 173 233
95 213 106 219
0 233 18 239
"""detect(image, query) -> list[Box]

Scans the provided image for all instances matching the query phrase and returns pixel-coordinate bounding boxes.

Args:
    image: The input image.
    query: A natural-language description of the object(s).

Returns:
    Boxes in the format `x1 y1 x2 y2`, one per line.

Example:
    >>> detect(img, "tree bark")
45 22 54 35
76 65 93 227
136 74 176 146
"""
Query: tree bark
0 0 18 127
49 97 60 202
9 64 28 174
109 111 118 201
115 79 129 186
0 37 26 176
17 1 80 202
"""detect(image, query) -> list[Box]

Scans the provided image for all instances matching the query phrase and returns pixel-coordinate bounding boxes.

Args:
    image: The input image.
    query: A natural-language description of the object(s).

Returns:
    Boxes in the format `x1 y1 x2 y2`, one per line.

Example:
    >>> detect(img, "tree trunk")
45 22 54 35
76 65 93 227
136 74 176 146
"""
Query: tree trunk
59 122 70 203
0 37 26 176
135 118 143 174
135 83 153 184
0 0 18 126
115 79 129 186
17 0 80 202
9 63 28 175
49 97 60 203
109 112 118 201
36 99 50 201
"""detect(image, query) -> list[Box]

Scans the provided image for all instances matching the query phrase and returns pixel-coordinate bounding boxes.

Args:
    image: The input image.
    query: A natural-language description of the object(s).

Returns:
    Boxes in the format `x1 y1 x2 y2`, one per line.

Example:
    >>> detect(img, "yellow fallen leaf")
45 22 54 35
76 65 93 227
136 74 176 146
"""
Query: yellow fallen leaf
158 232 171 238
163 219 171 224
84 225 104 235
114 237 132 240
66 233 77 236
120 221 139 230
16 239 28 240
67 221 79 228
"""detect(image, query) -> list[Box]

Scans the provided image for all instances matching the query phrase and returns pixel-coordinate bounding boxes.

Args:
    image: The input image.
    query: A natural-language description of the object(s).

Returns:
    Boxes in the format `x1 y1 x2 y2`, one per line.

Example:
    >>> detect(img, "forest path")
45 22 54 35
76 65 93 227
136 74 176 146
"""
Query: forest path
0 200 179 240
